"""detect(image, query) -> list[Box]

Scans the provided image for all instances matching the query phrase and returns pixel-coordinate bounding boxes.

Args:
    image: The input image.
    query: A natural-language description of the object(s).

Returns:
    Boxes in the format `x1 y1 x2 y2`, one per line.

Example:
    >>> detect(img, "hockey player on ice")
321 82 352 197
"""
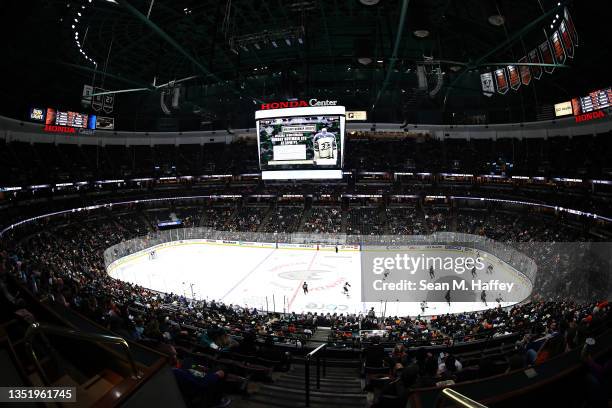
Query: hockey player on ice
343 282 351 297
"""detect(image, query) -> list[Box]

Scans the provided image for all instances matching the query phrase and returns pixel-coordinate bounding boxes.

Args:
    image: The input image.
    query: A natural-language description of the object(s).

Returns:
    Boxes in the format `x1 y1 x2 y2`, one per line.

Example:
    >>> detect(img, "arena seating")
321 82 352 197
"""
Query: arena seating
302 207 343 234
2 134 612 407
3 133 612 185
263 206 304 234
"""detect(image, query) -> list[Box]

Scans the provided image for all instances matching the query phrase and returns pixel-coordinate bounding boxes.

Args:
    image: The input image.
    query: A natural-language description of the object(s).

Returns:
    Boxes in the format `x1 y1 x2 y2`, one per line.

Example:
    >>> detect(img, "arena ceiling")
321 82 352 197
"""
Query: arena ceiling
1 0 610 129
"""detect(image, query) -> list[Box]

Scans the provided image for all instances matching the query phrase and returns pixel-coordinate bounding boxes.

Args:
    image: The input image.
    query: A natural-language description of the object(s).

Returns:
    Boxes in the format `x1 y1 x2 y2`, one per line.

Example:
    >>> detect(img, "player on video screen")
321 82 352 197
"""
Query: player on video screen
45 108 56 125
313 127 337 161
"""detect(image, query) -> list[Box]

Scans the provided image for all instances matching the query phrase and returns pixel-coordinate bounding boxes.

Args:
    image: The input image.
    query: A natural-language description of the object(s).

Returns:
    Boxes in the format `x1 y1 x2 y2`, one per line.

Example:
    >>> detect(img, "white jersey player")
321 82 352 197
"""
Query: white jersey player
313 128 337 160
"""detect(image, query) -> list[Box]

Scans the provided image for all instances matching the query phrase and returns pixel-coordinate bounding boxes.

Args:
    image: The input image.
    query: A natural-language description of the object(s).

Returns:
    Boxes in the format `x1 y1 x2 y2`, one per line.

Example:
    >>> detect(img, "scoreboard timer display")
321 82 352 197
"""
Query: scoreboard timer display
45 109 89 128
571 87 612 115
57 111 88 128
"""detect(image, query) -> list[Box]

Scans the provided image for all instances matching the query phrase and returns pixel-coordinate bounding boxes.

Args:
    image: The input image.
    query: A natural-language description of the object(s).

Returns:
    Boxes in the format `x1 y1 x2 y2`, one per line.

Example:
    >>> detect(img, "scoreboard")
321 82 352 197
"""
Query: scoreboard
255 105 346 180
31 107 114 130
46 108 89 128
57 111 88 128
571 87 612 115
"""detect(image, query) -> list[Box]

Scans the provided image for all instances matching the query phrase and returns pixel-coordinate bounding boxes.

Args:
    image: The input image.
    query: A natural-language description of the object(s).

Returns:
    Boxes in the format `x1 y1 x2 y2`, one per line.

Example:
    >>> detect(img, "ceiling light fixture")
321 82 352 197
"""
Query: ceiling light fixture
488 15 505 26
413 29 430 38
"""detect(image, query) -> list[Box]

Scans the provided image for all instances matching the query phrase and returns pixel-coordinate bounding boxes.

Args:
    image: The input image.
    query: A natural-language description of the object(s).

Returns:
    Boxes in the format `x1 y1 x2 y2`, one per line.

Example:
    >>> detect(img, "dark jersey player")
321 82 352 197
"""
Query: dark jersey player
343 282 351 296
429 265 435 279
303 282 309 295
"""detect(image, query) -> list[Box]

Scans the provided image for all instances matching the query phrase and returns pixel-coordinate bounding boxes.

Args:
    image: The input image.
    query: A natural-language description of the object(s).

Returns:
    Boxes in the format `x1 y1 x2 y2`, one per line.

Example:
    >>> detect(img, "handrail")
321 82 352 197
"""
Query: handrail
25 322 142 384
440 388 488 408
304 343 327 407
306 343 327 358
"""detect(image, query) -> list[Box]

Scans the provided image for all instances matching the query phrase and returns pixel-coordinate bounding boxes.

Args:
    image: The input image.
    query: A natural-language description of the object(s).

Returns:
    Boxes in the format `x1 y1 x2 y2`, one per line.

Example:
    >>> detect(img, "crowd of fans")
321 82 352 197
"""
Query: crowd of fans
346 208 385 235
225 207 267 232
302 207 343 234
363 298 609 406
385 207 426 235
263 206 303 234
4 133 612 186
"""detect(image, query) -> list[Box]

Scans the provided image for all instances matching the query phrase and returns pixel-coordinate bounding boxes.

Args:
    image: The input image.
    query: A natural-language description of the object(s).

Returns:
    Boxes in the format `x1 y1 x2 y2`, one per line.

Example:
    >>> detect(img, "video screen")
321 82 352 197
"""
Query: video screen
45 108 88 128
96 116 115 130
572 87 612 115
257 115 343 171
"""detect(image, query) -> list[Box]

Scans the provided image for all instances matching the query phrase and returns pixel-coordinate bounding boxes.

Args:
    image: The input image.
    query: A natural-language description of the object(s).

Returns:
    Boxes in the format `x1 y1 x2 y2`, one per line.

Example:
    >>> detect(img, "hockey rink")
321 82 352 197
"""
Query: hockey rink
107 241 532 317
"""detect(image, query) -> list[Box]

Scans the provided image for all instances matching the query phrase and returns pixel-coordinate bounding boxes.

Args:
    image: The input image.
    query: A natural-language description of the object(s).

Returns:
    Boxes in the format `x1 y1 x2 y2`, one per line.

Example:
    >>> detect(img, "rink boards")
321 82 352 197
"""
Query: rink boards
106 239 532 317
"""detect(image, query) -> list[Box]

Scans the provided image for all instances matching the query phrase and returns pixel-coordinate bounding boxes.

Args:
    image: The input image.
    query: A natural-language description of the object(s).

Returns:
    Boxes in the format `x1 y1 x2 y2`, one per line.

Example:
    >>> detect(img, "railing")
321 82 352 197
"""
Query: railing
304 343 327 407
25 322 142 384
438 388 488 408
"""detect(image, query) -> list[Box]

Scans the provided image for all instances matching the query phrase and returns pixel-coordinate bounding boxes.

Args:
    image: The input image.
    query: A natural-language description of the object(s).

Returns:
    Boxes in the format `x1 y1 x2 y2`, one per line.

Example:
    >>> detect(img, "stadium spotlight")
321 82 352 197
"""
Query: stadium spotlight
488 15 505 26
285 38 292 46
272 40 278 48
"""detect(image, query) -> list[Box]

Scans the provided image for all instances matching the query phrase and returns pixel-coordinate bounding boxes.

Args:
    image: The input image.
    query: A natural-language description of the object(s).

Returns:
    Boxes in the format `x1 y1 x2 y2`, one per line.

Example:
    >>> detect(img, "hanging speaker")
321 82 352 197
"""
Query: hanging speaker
416 65 428 90
355 38 374 65
160 89 171 115
171 86 181 109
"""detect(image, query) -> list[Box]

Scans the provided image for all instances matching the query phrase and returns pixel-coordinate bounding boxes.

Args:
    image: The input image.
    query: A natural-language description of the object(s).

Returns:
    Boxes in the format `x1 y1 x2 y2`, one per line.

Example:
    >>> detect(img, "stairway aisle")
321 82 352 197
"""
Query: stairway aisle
234 362 366 408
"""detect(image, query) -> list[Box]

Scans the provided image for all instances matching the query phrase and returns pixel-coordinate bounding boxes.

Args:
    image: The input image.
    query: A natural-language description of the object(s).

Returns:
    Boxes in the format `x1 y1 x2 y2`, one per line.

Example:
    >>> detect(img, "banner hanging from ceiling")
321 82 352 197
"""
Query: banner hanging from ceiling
480 72 495 97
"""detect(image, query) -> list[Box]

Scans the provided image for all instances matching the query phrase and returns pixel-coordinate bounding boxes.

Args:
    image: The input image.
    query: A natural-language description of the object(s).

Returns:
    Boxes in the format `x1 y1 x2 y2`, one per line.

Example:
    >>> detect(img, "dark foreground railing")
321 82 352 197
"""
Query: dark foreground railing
304 343 327 407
